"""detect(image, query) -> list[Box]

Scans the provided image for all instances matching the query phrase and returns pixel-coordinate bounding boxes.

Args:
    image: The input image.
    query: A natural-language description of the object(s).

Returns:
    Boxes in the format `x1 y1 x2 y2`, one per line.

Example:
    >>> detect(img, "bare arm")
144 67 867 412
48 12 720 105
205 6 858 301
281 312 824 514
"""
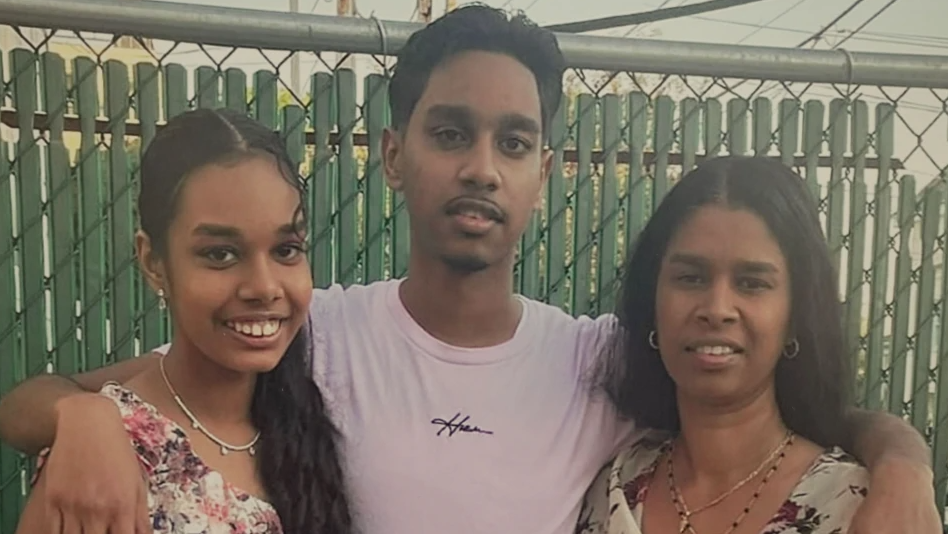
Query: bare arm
841 407 941 534
0 354 157 455
843 407 932 473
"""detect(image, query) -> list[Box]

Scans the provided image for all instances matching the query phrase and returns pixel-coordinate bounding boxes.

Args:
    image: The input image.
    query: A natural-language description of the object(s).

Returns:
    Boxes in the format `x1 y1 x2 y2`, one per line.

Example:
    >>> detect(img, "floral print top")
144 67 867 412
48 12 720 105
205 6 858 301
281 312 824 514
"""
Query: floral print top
576 435 869 534
35 383 282 534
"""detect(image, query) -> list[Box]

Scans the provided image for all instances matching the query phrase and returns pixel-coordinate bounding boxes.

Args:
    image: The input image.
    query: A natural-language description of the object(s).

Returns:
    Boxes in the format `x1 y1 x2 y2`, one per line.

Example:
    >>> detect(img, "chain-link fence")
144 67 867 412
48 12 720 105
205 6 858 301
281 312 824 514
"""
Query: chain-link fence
1 0 948 530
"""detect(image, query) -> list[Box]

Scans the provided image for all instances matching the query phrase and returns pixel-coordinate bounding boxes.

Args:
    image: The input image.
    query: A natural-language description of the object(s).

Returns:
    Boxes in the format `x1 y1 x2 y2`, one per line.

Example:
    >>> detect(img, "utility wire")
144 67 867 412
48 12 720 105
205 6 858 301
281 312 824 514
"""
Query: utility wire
797 0 865 48
735 0 810 44
545 0 774 34
717 0 865 97
690 15 948 49
831 0 901 49
760 0 905 98
622 0 679 37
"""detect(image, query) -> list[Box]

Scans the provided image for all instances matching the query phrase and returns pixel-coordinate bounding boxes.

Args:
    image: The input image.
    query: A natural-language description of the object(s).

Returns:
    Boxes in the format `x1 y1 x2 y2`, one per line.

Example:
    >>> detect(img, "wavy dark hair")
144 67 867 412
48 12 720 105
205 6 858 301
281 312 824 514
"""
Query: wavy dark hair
389 3 565 135
601 155 851 448
138 108 352 534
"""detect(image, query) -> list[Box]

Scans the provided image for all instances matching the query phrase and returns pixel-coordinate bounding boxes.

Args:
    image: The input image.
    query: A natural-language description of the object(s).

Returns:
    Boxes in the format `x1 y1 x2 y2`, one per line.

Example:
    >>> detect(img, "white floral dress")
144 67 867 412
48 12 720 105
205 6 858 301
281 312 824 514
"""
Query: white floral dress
35 383 281 534
576 437 869 534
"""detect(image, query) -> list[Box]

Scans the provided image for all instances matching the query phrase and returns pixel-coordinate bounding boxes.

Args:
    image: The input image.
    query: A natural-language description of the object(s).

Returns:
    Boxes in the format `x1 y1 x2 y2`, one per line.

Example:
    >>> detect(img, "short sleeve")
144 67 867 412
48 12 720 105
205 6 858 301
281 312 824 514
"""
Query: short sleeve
575 312 642 457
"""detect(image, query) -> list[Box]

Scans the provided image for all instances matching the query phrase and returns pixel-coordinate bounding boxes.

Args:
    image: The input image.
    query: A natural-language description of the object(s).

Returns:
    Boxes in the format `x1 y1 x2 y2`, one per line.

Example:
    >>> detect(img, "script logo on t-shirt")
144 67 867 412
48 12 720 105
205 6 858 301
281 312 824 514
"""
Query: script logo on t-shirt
430 412 494 438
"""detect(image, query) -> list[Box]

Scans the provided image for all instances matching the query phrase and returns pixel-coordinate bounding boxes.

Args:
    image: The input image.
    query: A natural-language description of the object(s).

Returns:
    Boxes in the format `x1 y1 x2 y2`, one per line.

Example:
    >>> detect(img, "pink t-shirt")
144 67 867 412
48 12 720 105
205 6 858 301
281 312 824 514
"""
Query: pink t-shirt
309 280 637 534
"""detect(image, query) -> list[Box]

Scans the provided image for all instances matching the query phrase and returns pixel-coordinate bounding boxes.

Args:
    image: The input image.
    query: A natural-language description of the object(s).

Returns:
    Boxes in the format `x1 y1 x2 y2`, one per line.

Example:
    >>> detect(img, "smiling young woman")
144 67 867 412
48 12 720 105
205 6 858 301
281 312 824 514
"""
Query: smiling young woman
15 108 352 534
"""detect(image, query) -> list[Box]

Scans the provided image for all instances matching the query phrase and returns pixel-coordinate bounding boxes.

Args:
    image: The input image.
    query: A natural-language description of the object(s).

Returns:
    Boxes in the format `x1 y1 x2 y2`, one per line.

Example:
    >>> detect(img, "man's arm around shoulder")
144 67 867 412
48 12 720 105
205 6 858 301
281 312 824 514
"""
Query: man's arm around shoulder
0 352 158 454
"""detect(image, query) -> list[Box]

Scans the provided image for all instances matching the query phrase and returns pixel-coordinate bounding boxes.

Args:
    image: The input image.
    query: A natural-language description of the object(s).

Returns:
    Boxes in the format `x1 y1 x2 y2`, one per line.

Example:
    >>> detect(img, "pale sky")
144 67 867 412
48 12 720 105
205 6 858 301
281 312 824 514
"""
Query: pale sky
165 0 948 55
148 0 946 181
17 0 948 180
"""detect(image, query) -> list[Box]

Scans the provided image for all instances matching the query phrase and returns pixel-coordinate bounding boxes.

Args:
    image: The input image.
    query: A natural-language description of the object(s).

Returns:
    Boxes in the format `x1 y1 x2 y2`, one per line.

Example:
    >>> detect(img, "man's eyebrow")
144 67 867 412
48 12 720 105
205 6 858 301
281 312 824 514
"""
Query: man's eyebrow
498 113 540 134
424 104 475 125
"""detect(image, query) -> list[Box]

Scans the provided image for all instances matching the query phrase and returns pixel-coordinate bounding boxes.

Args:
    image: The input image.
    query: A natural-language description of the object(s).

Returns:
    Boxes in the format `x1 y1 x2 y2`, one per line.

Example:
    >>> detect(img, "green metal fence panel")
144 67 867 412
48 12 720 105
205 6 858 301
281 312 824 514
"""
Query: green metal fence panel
572 93 595 316
826 99 848 276
224 68 247 113
195 65 221 110
726 98 748 156
134 61 167 352
802 100 823 201
776 99 799 168
163 63 188 120
42 52 78 377
752 97 771 156
362 74 387 285
935 189 948 509
864 104 896 412
105 60 135 362
335 69 358 286
890 176 917 416
545 98 568 309
913 184 942 431
652 96 674 202
625 92 649 245
12 48 45 390
679 97 699 173
846 100 869 397
0 45 22 534
597 94 620 315
310 71 334 287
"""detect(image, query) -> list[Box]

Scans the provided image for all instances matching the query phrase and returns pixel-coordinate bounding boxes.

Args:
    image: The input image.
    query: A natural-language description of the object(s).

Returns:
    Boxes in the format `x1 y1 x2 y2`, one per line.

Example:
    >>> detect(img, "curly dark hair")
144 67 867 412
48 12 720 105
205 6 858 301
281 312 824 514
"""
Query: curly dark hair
601 155 852 448
138 108 352 534
388 3 566 135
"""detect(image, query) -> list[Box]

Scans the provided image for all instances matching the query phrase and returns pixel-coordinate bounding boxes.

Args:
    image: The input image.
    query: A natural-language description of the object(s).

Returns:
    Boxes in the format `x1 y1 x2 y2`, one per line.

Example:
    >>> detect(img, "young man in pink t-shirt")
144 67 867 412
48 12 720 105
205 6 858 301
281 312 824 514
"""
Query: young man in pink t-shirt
0 5 940 534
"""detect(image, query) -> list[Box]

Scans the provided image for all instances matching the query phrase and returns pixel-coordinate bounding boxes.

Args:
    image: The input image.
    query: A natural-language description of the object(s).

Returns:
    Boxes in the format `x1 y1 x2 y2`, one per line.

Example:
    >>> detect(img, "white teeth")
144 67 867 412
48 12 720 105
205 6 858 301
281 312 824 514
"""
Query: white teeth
462 210 484 219
225 319 282 338
695 345 736 355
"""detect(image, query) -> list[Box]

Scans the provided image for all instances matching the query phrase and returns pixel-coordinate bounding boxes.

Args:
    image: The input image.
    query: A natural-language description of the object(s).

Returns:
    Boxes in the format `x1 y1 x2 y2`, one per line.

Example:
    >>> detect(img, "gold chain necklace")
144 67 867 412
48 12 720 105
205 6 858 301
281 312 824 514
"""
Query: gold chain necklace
667 431 795 534
159 356 261 456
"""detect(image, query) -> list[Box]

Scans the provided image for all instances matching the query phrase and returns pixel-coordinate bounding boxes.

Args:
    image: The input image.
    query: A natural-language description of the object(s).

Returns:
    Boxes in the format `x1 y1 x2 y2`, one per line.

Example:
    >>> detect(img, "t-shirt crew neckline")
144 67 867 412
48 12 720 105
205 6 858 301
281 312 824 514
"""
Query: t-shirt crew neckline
384 279 535 366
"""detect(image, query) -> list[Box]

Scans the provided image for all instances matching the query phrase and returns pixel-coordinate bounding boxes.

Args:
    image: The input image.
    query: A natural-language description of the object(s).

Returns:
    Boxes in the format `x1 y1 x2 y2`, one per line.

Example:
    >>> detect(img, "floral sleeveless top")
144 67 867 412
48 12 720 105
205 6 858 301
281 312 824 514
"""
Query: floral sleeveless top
576 436 869 534
36 383 282 534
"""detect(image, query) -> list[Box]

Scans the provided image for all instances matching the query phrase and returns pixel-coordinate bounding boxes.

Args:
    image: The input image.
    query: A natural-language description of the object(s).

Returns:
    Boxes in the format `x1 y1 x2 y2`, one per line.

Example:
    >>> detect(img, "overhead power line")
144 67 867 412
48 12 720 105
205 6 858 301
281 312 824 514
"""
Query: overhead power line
797 0 865 48
545 0 774 34
831 0 901 49
691 15 948 49
734 0 810 44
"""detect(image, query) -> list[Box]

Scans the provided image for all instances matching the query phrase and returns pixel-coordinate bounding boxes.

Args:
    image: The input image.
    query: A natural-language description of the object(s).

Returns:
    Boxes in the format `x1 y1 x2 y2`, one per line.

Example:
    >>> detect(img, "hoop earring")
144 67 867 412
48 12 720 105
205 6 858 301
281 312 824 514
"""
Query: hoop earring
648 330 659 350
157 288 167 310
782 338 799 359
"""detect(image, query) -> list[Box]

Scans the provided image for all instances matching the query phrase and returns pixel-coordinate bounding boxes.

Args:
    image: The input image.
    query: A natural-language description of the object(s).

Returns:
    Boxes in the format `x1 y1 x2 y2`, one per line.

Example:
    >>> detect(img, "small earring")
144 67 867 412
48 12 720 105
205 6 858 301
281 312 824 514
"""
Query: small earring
782 338 799 359
157 289 167 310
648 330 659 350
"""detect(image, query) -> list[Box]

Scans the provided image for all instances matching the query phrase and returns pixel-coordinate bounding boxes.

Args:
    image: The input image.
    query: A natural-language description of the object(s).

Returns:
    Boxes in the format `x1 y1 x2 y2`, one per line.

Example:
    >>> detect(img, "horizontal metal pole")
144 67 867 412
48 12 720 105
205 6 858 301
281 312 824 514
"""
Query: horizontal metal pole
0 0 947 88
0 109 906 171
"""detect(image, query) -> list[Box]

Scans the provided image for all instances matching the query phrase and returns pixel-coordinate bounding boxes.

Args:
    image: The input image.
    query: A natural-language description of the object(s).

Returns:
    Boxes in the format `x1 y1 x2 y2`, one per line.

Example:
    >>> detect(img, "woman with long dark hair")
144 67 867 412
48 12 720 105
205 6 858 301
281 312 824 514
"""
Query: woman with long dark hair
16 108 351 534
578 156 868 534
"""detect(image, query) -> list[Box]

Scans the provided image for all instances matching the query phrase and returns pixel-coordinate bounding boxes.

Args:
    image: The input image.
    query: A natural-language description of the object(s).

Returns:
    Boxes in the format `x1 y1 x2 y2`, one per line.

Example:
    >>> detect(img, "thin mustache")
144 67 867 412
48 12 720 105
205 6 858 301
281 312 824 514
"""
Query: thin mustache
444 196 506 222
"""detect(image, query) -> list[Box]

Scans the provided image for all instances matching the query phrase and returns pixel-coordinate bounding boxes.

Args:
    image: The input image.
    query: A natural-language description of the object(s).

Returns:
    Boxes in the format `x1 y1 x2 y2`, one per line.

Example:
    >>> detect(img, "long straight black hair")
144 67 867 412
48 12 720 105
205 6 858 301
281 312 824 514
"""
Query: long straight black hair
601 156 851 448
